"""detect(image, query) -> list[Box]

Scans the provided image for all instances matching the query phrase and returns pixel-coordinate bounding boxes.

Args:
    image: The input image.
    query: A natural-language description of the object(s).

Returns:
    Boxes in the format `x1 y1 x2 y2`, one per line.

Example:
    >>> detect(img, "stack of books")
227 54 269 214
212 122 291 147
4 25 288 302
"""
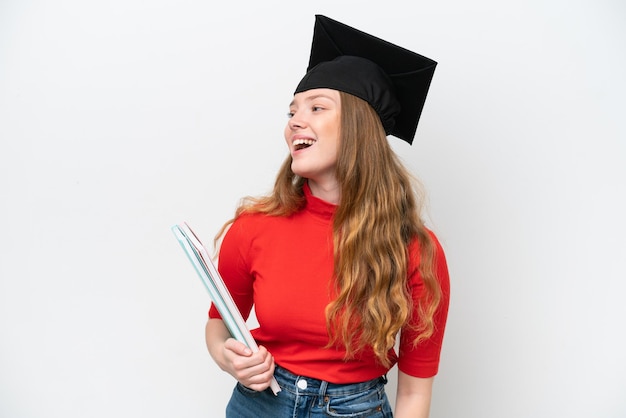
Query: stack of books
172 222 281 395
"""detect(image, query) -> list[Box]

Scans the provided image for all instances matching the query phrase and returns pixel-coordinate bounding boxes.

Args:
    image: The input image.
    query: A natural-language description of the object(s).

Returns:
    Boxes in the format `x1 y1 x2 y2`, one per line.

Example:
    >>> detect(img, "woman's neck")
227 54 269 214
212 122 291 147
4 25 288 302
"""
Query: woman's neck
307 179 341 205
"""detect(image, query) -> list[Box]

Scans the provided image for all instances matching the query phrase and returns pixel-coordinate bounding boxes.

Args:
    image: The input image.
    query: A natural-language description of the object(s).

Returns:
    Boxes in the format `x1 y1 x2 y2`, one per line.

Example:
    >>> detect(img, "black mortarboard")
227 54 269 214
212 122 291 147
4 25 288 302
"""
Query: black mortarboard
295 15 437 145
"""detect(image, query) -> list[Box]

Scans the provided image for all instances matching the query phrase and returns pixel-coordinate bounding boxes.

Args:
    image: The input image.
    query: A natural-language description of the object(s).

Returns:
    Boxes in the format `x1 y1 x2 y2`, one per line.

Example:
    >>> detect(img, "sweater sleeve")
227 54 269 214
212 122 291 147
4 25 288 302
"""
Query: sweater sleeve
208 216 256 321
397 232 450 378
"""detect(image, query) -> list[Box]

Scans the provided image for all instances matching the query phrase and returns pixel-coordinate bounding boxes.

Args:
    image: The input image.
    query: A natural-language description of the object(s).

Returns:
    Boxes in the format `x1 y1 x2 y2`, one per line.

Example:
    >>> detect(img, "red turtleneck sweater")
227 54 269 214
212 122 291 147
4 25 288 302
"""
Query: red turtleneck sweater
209 184 450 383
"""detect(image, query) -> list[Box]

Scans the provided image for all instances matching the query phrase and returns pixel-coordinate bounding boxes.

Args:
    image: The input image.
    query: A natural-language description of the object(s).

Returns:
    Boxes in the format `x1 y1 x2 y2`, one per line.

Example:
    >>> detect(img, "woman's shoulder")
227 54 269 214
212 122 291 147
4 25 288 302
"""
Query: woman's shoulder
407 228 449 282
227 209 293 237
226 211 265 236
408 228 445 256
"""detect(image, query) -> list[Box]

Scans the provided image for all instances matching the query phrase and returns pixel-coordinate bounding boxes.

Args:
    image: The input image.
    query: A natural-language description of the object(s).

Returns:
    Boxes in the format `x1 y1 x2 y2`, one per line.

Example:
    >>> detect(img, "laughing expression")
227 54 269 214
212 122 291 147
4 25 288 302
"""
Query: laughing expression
285 88 341 190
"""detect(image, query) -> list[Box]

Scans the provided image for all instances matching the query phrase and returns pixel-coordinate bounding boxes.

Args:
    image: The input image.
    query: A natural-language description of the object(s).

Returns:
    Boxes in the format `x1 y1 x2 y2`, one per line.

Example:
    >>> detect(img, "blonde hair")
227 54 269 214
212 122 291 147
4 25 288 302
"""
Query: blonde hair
215 92 441 367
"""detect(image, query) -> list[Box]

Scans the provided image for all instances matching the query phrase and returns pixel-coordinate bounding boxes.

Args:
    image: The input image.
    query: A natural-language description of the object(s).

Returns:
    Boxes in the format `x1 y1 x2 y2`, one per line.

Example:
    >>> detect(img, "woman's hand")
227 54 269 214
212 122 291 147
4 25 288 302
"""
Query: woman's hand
206 318 276 392
220 337 276 391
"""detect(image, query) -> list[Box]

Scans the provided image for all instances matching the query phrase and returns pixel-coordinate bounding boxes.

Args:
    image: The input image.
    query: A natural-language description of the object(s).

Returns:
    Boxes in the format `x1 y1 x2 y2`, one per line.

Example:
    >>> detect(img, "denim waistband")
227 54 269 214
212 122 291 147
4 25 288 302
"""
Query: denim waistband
273 365 387 397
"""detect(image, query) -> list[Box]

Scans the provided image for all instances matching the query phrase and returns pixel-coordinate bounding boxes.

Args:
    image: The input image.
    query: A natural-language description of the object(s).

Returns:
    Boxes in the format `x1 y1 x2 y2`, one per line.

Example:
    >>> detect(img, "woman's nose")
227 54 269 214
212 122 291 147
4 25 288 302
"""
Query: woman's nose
288 112 307 130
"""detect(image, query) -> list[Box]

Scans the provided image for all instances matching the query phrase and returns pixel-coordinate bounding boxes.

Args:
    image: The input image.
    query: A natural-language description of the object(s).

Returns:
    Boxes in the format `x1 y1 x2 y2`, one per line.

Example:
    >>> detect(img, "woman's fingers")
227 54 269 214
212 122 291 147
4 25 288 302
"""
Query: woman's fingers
222 341 275 390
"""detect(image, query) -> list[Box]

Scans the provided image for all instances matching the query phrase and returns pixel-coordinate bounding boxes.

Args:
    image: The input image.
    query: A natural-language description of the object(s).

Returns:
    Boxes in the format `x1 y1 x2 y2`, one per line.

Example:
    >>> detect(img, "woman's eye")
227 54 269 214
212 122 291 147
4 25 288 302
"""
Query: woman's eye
286 111 294 118
312 106 324 112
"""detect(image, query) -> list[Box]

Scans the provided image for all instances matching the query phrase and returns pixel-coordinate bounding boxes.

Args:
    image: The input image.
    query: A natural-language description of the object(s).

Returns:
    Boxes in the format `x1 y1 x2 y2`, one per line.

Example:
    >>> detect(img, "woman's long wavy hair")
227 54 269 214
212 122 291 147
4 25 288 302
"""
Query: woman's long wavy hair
215 91 441 367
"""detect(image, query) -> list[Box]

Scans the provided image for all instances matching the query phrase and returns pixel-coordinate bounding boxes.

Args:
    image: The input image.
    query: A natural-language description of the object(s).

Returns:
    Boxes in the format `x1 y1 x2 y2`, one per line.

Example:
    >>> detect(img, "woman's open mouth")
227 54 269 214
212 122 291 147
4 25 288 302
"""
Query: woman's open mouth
293 138 316 151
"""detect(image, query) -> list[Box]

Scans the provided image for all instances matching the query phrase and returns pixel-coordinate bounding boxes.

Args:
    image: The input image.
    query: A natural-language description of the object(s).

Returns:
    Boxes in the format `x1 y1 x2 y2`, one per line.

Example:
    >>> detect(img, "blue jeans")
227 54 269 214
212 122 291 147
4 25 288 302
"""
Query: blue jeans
225 365 393 417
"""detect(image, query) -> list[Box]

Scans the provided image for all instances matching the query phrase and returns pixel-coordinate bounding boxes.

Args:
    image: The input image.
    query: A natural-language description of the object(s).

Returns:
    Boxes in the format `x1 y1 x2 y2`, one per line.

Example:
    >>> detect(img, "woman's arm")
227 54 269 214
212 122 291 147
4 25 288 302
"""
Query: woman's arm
205 318 275 391
394 370 434 418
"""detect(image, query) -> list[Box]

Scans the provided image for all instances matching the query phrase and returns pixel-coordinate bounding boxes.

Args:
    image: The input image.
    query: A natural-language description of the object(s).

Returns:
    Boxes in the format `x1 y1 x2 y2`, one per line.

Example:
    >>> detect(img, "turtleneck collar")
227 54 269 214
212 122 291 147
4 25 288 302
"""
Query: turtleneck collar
303 181 337 220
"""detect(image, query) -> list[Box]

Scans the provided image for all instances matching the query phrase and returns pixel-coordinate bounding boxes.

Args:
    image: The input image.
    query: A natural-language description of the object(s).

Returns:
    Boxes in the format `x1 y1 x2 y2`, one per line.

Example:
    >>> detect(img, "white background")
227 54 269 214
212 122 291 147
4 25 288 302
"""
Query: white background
1 1 624 417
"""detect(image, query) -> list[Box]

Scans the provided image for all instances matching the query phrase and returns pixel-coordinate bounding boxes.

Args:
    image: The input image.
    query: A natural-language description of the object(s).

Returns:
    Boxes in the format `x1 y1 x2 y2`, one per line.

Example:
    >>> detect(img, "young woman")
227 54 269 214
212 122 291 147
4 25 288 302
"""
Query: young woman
205 16 450 418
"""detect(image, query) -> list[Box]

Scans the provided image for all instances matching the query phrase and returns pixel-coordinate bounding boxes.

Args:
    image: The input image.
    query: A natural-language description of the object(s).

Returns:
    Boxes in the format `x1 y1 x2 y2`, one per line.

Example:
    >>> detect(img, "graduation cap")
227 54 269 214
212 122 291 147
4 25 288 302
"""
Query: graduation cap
295 15 437 145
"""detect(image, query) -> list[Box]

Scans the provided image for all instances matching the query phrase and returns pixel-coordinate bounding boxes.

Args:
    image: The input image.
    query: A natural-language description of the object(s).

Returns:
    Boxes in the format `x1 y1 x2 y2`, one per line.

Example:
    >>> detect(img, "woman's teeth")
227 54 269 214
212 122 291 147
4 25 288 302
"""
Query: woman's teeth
293 139 315 150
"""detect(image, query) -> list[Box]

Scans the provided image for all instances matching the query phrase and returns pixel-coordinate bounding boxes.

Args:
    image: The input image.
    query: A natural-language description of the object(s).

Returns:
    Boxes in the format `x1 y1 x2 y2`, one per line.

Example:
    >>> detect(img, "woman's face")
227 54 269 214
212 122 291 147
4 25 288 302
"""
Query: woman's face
284 88 341 189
